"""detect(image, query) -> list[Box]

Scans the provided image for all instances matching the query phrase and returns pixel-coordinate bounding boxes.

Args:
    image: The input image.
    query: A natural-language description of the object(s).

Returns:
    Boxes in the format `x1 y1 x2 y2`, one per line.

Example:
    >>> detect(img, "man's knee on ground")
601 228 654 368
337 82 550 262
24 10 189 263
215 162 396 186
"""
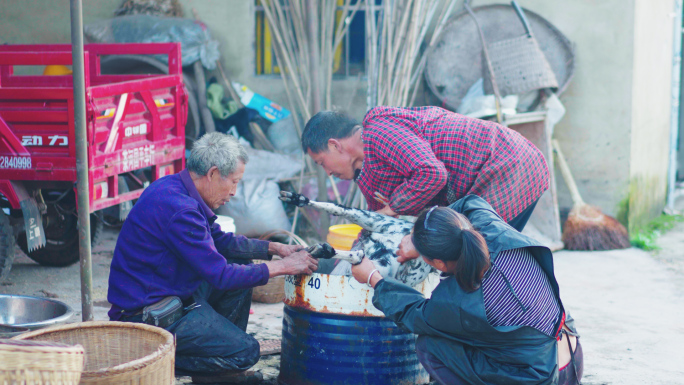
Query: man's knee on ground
176 336 260 374
229 336 260 370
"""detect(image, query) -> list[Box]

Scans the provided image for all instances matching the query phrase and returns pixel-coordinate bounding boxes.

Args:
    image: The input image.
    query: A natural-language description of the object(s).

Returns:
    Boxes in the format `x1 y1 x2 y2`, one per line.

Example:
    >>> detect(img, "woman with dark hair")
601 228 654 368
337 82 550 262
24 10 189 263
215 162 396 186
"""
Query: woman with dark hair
351 195 583 385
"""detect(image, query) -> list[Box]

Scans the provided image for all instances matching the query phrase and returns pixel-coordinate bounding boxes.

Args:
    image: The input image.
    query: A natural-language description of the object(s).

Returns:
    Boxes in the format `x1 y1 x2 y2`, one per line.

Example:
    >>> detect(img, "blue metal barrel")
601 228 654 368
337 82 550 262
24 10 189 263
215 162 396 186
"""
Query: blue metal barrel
278 305 429 385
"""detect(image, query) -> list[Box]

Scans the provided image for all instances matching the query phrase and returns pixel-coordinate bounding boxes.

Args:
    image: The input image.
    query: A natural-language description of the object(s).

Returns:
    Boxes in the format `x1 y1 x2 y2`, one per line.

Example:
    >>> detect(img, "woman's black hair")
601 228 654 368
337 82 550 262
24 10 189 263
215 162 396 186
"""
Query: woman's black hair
413 207 490 292
301 110 360 154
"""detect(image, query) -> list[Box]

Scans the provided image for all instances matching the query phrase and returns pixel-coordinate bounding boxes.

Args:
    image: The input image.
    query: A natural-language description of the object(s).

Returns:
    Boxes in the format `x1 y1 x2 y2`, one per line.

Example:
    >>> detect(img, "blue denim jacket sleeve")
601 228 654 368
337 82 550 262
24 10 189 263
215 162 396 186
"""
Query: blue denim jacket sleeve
166 208 270 290
372 278 459 339
210 221 271 261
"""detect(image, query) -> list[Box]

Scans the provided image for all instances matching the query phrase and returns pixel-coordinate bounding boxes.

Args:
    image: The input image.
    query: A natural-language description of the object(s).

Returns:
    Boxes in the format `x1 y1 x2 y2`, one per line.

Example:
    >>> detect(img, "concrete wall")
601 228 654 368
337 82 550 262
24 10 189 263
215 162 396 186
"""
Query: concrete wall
0 0 120 45
0 0 368 119
628 0 676 231
479 0 675 230
181 0 368 122
477 0 636 220
0 0 676 229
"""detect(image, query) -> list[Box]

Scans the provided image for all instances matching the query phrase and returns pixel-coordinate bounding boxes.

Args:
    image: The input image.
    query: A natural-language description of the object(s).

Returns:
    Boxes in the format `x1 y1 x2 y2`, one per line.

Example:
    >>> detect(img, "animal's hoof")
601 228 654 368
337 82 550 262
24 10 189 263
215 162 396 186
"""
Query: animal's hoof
306 243 336 259
279 191 310 207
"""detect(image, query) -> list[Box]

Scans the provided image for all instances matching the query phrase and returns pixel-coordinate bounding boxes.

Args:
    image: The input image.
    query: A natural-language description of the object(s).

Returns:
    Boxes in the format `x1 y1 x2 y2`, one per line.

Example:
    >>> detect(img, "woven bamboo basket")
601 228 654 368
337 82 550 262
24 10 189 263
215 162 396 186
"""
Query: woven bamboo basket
252 257 285 304
252 275 286 303
0 338 85 384
13 321 175 385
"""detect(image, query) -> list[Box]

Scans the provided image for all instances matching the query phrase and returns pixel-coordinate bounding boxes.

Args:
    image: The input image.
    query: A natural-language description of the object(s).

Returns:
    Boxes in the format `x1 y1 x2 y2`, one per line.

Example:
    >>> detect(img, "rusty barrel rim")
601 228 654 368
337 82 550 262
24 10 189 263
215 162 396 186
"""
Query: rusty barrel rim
284 272 440 317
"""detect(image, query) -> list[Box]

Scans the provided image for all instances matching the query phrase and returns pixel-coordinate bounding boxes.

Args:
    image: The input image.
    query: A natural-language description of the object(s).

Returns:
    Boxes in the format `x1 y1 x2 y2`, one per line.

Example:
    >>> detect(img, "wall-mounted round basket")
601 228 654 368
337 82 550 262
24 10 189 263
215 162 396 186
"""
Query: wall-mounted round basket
13 321 175 385
0 338 85 384
425 4 575 111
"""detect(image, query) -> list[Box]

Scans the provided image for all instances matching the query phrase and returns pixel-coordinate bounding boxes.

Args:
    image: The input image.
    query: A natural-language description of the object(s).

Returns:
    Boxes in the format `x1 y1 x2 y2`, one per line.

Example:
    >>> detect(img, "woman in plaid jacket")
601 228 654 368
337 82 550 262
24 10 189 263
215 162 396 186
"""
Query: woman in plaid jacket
301 106 549 231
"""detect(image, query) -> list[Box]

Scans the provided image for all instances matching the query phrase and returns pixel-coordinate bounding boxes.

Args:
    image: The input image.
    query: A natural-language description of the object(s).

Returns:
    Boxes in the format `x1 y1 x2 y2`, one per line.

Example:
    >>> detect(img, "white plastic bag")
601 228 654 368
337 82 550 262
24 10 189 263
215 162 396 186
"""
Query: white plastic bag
216 179 291 237
215 147 302 237
457 78 518 118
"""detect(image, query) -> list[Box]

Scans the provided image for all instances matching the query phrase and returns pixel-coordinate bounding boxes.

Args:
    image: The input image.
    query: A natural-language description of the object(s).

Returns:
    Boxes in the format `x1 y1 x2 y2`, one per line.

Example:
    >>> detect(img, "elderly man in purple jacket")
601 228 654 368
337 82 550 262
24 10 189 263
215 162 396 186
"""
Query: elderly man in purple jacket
108 132 317 383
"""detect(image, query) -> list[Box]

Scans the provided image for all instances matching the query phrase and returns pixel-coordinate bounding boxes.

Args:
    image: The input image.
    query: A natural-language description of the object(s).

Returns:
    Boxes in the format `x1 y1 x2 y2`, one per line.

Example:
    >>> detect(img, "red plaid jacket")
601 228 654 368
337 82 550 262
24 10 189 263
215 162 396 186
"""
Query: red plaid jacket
356 106 549 222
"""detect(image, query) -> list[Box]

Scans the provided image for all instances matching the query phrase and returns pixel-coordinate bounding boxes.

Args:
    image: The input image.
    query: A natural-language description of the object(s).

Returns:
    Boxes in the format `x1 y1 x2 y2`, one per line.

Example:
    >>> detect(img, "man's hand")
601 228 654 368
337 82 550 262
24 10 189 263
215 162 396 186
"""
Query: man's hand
268 242 304 258
351 257 383 288
396 234 420 264
375 205 398 218
374 192 399 218
266 250 318 277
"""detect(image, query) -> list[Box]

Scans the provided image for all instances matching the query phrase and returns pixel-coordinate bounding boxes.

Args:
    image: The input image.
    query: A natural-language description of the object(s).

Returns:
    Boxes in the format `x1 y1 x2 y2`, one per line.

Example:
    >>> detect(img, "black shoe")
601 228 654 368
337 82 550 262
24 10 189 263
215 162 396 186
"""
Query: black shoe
191 370 264 384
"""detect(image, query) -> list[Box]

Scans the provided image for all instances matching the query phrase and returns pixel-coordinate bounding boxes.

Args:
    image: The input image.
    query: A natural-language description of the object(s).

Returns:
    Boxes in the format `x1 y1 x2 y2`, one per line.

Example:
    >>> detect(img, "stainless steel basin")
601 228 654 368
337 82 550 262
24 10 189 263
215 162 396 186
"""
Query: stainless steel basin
0 324 30 338
0 294 74 329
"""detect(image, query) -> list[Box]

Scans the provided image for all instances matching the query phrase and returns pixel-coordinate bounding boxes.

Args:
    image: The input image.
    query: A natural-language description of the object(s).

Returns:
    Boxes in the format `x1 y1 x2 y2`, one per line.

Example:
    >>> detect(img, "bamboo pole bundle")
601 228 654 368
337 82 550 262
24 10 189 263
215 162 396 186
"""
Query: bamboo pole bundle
261 0 362 237
262 0 361 119
366 0 458 109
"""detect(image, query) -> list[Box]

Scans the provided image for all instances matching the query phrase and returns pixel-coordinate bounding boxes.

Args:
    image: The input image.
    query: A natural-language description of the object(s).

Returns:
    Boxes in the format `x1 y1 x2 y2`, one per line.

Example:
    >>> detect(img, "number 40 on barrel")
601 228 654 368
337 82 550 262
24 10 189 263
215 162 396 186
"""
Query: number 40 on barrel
307 277 321 289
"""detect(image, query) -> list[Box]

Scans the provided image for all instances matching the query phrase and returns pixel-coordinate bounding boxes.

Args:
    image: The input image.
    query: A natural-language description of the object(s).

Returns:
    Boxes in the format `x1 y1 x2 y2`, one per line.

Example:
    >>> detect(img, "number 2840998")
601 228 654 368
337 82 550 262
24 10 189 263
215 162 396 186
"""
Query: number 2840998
0 156 31 169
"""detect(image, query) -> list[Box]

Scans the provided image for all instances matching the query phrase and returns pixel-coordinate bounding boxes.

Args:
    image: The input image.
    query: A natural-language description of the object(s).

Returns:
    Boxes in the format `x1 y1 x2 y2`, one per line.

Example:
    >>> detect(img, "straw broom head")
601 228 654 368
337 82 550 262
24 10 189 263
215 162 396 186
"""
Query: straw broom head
562 203 630 250
553 140 630 251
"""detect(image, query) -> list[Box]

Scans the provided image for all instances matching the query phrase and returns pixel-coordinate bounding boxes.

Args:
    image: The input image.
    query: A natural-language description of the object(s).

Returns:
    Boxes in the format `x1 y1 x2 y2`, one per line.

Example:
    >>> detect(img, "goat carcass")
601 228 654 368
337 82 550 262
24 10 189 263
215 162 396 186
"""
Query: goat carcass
279 191 433 287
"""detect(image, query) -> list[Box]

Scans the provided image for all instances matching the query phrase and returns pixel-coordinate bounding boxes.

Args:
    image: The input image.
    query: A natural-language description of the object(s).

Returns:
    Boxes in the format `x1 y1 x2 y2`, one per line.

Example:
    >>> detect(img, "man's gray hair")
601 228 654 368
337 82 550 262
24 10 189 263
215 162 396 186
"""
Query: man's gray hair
187 132 249 177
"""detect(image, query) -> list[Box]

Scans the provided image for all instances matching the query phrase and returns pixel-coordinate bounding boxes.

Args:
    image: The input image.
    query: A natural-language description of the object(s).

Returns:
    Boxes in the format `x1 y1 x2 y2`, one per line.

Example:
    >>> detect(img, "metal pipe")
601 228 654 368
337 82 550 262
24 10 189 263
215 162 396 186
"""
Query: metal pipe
306 0 330 236
70 0 93 321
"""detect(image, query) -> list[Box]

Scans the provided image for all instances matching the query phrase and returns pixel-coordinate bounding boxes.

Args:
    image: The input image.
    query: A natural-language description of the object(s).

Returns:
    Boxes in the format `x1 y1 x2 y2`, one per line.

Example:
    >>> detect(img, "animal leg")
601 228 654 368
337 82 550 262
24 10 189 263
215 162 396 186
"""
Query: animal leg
306 243 364 264
329 260 392 283
333 250 364 265
280 191 406 232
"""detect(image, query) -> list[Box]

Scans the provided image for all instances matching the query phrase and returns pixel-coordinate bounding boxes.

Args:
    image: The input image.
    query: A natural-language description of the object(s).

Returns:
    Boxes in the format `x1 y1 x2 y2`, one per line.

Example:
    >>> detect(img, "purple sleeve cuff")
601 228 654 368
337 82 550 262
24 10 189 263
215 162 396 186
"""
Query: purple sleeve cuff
257 262 271 286
253 239 271 261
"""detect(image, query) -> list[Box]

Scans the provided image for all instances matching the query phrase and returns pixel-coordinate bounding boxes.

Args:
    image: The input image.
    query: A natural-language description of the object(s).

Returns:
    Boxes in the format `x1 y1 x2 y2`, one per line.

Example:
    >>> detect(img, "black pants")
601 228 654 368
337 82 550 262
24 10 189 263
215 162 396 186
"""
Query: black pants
558 338 584 385
507 199 538 232
415 336 584 385
122 281 259 376
415 336 467 384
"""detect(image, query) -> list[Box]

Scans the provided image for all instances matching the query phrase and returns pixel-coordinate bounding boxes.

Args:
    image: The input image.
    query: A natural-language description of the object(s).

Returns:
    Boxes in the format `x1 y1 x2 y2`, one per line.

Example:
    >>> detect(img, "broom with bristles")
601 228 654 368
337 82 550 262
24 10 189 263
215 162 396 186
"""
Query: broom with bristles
552 140 631 250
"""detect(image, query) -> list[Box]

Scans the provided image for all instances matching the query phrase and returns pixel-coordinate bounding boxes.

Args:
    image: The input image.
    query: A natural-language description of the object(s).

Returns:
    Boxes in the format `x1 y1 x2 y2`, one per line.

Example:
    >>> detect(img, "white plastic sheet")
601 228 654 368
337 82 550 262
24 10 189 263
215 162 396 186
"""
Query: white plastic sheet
84 15 220 69
215 148 302 237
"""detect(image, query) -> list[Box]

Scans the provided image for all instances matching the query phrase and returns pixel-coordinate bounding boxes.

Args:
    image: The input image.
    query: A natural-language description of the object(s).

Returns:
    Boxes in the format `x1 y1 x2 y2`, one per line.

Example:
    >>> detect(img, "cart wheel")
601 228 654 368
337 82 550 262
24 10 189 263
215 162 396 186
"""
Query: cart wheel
0 210 16 281
18 192 103 267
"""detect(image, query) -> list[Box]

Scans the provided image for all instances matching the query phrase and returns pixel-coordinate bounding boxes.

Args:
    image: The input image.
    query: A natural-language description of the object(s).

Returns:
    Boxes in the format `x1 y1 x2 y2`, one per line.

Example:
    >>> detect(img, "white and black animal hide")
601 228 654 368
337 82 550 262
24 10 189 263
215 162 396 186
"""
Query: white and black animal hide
279 191 434 287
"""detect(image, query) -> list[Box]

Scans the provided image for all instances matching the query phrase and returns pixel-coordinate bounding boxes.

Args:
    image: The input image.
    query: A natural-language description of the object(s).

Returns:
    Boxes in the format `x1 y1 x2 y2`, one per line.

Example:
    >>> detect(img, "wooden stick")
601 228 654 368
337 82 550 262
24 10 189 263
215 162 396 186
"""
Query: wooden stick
216 60 243 108
288 154 308 242
272 1 297 74
399 0 425 105
379 0 392 105
408 0 458 106
552 139 584 205
284 1 310 89
262 2 311 120
264 0 359 207
326 0 362 109
376 5 388 104
387 0 414 94
365 0 374 108
323 0 335 109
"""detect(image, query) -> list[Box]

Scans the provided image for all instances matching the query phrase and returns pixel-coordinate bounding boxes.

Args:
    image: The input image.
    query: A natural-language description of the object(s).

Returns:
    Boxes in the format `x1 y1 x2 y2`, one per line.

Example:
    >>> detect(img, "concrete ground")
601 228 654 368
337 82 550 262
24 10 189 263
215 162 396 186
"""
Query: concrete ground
2 220 684 384
554 246 684 384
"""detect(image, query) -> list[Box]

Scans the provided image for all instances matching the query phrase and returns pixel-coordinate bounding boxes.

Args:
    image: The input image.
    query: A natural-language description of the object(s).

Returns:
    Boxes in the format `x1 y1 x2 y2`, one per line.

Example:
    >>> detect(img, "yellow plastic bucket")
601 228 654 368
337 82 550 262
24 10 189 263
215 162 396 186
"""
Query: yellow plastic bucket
326 224 362 251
